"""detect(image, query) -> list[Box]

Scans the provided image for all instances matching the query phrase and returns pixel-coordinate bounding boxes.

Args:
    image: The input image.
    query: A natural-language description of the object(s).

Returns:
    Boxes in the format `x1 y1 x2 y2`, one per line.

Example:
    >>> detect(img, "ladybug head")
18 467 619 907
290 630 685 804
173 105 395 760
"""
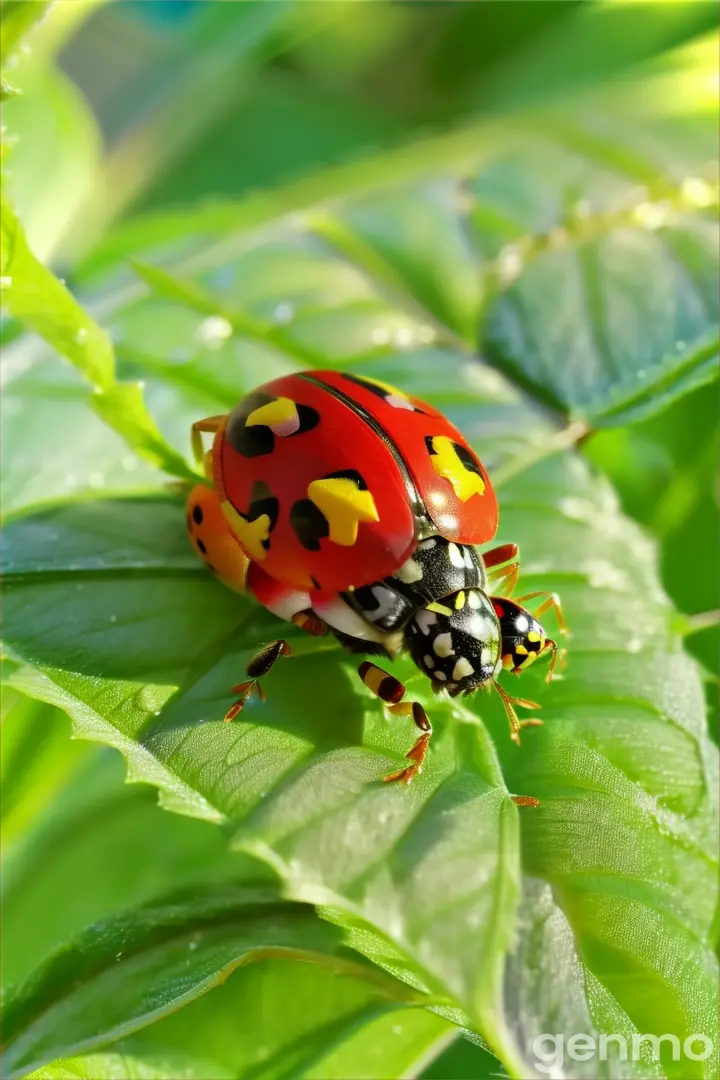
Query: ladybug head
491 597 553 674
405 589 500 695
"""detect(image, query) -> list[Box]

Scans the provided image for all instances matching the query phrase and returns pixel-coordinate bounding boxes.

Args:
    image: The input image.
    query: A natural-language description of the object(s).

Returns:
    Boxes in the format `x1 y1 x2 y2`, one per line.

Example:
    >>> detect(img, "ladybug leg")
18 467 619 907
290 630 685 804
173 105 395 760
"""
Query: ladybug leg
225 640 292 721
491 563 520 597
358 662 432 784
483 543 521 597
291 610 328 637
515 590 568 635
191 415 226 470
491 680 543 745
224 565 330 719
482 542 518 569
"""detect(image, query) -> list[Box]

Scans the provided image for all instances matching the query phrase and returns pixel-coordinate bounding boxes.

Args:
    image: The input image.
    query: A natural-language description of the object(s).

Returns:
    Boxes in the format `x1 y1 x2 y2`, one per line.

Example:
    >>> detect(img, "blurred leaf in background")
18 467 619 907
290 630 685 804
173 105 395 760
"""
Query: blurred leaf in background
1 2 718 1079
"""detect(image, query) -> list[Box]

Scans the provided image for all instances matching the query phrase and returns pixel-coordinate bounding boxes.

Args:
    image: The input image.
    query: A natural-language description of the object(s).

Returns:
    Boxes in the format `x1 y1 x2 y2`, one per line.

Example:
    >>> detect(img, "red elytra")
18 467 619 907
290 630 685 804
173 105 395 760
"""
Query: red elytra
213 370 498 593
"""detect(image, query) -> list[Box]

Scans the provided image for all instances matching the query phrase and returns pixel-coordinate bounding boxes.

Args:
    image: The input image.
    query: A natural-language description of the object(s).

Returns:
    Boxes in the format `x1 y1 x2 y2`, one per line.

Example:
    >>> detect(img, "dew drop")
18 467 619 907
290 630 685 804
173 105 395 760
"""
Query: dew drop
75 328 88 345
0 276 12 289
272 301 294 324
195 315 232 348
393 326 414 348
633 201 670 230
371 326 391 345
680 176 715 208
496 245 523 285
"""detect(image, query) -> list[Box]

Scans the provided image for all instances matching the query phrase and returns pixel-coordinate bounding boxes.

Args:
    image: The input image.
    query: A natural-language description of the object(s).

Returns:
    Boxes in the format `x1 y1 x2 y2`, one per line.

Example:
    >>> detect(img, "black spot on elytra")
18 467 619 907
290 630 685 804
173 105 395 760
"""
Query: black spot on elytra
454 442 483 480
425 435 483 479
225 394 320 459
341 373 425 413
225 392 275 458
323 468 369 489
197 538 207 555
296 404 321 433
290 499 329 552
192 505 203 525
248 480 279 550
289 470 370 552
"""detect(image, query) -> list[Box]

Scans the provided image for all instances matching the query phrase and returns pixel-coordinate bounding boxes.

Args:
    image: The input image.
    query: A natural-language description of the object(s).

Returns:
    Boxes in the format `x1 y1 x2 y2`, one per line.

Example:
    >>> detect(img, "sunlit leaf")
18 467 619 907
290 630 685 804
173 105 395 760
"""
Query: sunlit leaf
1 884 413 1078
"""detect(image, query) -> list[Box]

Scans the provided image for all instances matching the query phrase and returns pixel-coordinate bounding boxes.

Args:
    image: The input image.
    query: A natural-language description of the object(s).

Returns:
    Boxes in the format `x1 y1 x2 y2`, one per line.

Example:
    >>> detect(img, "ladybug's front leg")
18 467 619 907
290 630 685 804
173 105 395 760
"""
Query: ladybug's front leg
357 662 432 783
483 542 520 596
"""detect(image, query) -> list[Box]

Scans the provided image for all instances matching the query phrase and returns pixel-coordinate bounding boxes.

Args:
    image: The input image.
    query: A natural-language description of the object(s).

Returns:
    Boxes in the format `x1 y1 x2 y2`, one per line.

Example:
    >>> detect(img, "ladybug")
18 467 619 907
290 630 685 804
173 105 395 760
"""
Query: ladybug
187 370 566 785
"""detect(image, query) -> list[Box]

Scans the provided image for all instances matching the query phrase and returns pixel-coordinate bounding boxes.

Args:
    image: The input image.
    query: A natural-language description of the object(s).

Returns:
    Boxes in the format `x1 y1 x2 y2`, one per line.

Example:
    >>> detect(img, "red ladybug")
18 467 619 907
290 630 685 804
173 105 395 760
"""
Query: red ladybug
187 370 565 784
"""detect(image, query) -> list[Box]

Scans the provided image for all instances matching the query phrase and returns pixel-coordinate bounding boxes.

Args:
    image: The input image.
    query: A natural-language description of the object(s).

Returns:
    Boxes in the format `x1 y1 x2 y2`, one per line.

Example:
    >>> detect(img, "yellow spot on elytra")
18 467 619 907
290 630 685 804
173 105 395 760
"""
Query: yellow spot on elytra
427 601 453 616
527 630 542 643
429 436 485 502
308 478 378 547
515 644 529 656
221 501 270 561
245 397 299 435
455 590 466 610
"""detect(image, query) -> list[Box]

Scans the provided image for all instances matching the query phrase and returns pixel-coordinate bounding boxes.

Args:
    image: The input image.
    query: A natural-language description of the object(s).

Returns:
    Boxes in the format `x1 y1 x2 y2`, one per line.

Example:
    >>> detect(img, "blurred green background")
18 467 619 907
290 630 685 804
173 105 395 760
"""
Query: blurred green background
1 3 718 1079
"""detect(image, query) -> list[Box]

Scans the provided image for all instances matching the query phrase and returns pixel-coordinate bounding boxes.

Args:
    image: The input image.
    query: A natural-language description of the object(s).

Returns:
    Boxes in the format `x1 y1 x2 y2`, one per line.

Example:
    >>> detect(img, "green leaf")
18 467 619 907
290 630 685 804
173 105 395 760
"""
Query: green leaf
2 63 100 263
90 383 196 482
0 353 162 518
25 960 460 1080
108 960 458 1080
0 884 413 1078
0 1 51 70
0 197 114 390
1 704 253 987
3 347 717 1077
65 0 340 253
1 696 91 851
25 1048 233 1080
80 112 718 429
0 202 197 483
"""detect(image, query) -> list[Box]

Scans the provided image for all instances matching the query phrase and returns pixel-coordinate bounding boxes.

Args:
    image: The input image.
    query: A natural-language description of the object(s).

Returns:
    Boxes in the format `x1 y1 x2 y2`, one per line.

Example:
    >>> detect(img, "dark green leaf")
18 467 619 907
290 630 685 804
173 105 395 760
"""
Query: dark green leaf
25 960 457 1080
1 884 412 1078
1 703 250 987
